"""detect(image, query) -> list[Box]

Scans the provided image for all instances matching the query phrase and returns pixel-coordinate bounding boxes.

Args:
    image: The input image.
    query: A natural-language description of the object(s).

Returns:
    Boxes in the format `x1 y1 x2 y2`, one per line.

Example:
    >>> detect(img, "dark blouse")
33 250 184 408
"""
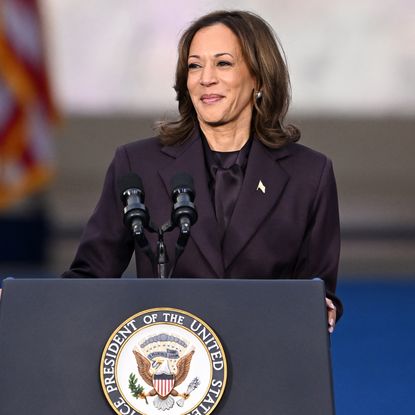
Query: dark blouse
201 134 252 240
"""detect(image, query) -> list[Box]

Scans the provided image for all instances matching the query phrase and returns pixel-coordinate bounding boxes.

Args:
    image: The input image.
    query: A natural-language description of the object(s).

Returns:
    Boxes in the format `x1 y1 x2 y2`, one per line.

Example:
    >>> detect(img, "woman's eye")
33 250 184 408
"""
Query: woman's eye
188 63 200 70
217 60 232 67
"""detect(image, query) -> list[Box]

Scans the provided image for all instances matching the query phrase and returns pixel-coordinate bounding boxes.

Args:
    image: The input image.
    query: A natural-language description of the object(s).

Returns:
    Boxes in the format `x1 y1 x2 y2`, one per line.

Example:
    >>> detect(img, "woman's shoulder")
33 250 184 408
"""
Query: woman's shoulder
274 142 335 186
121 135 163 153
111 136 165 163
105 136 165 175
115 131 199 162
282 142 331 164
276 141 333 173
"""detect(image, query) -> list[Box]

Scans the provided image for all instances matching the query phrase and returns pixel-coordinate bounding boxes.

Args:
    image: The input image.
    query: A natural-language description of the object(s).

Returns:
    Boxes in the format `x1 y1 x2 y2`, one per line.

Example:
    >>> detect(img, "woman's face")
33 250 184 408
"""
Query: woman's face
187 24 256 130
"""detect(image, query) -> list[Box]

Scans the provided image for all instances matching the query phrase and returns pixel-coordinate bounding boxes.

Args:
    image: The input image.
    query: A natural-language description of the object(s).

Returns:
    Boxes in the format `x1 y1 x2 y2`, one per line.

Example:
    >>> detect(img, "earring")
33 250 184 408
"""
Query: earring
255 90 263 100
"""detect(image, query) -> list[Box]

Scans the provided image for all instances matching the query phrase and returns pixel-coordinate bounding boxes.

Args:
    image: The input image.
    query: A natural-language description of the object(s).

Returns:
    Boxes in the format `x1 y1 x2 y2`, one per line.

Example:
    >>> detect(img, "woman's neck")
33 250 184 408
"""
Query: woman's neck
200 123 251 152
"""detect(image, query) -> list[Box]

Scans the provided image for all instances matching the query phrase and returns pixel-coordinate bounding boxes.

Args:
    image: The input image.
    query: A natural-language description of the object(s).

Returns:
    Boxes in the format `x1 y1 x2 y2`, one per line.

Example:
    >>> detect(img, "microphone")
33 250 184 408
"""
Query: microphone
118 173 150 239
167 172 198 278
170 172 198 235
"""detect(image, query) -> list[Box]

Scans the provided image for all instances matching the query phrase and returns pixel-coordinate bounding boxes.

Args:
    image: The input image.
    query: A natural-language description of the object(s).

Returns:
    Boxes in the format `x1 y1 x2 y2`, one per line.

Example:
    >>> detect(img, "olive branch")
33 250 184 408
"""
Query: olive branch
129 373 148 404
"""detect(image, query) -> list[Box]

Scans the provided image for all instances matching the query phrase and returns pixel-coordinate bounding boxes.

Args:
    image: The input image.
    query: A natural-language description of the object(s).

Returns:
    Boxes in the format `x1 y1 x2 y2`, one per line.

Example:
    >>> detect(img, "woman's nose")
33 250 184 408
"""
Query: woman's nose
200 65 218 86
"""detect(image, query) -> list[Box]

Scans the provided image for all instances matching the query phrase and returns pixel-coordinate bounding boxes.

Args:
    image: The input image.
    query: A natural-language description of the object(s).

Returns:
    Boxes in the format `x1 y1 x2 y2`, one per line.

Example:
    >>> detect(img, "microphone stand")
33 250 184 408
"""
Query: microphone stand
156 229 169 279
157 220 176 278
131 221 158 277
168 218 191 278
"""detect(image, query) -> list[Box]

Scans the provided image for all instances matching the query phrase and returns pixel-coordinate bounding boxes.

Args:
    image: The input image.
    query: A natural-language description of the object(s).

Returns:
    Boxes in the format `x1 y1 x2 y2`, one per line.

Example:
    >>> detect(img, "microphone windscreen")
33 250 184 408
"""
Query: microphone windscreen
171 172 194 192
117 173 144 199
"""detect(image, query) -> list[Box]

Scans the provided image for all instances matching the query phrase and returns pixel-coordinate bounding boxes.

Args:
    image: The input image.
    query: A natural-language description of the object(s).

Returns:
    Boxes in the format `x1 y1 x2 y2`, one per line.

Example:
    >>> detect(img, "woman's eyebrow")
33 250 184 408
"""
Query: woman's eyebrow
188 52 234 59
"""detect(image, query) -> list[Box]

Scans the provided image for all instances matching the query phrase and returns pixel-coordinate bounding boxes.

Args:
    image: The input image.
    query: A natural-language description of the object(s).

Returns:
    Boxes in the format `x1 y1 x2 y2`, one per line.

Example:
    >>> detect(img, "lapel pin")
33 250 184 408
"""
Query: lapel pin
257 180 266 194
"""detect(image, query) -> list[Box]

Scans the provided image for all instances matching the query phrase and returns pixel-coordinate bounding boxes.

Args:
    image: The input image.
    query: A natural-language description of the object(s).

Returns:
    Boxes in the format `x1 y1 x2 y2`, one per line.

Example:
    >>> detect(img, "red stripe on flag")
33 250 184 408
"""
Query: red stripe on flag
0 0 58 210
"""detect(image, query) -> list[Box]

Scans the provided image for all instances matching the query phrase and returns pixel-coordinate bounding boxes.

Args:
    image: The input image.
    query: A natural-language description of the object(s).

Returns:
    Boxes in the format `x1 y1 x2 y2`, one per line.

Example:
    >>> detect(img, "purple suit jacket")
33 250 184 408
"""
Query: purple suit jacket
63 131 342 317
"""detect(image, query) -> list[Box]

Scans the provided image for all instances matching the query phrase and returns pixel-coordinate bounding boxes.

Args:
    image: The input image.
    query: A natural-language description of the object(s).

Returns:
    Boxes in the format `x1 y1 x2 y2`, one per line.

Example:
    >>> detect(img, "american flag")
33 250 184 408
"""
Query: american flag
0 0 58 211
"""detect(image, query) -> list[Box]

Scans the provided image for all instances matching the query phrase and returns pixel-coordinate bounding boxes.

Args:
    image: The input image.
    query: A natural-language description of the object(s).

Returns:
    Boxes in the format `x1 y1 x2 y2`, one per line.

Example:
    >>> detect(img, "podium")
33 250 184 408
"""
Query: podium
0 278 335 415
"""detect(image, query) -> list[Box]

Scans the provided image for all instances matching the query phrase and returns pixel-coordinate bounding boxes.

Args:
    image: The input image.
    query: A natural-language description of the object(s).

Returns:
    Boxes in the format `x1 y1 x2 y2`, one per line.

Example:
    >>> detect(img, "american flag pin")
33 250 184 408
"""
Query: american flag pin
257 180 266 194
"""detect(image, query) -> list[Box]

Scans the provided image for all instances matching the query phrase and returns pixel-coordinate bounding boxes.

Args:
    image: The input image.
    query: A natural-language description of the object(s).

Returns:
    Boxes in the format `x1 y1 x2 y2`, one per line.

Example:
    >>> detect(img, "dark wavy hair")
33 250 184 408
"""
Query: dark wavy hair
158 10 300 148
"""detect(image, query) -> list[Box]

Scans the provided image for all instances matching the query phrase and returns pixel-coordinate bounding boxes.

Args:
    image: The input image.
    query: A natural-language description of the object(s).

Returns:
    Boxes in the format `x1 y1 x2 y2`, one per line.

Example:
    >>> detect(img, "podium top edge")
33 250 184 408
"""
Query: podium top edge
2 277 325 286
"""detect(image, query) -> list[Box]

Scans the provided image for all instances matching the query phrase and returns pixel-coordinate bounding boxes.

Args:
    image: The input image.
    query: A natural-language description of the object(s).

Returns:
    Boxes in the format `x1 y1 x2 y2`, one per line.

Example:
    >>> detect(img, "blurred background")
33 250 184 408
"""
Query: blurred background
0 0 414 413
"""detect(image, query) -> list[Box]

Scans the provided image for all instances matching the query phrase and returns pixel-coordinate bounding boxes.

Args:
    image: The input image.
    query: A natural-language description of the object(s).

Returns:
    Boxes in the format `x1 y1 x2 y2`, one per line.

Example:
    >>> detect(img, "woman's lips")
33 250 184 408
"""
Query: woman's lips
201 94 224 104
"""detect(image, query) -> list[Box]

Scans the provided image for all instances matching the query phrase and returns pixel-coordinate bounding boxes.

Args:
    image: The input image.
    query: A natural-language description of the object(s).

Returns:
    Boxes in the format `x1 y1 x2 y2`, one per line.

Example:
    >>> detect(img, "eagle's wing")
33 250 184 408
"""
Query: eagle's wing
174 349 195 386
133 350 153 386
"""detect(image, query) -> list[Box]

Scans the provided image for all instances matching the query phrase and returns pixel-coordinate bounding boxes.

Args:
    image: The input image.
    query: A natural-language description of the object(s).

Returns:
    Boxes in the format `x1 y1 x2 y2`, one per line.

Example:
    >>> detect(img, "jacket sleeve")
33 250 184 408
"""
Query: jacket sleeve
62 146 134 278
293 157 343 319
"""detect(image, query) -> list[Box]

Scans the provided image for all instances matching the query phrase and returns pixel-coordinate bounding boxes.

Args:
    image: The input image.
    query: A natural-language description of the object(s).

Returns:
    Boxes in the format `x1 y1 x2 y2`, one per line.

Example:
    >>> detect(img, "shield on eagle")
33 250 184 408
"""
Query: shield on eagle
153 373 175 397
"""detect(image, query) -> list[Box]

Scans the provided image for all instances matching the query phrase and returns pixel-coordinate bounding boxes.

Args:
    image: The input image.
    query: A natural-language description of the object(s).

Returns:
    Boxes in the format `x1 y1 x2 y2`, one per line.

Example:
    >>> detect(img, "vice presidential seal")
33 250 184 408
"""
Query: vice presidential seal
100 308 227 415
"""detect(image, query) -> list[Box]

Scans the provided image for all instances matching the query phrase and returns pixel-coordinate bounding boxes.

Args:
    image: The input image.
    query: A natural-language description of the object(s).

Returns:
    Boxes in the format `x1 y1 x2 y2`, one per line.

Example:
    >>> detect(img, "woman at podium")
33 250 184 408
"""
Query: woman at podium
62 10 341 331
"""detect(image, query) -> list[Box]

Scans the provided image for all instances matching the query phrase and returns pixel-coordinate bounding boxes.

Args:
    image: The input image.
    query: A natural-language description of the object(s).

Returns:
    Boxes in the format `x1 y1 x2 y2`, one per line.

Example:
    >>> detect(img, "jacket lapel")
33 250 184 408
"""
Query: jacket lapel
222 139 291 270
158 132 224 277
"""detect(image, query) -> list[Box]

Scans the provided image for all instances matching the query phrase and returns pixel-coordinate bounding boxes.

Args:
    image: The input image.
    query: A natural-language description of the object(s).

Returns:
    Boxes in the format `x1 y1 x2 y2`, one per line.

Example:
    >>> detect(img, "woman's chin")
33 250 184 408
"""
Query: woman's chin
198 115 228 127
205 119 228 127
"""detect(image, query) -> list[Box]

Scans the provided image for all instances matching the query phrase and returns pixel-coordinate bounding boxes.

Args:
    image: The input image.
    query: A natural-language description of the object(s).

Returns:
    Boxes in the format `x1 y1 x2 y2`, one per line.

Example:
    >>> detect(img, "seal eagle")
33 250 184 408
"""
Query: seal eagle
133 348 195 410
